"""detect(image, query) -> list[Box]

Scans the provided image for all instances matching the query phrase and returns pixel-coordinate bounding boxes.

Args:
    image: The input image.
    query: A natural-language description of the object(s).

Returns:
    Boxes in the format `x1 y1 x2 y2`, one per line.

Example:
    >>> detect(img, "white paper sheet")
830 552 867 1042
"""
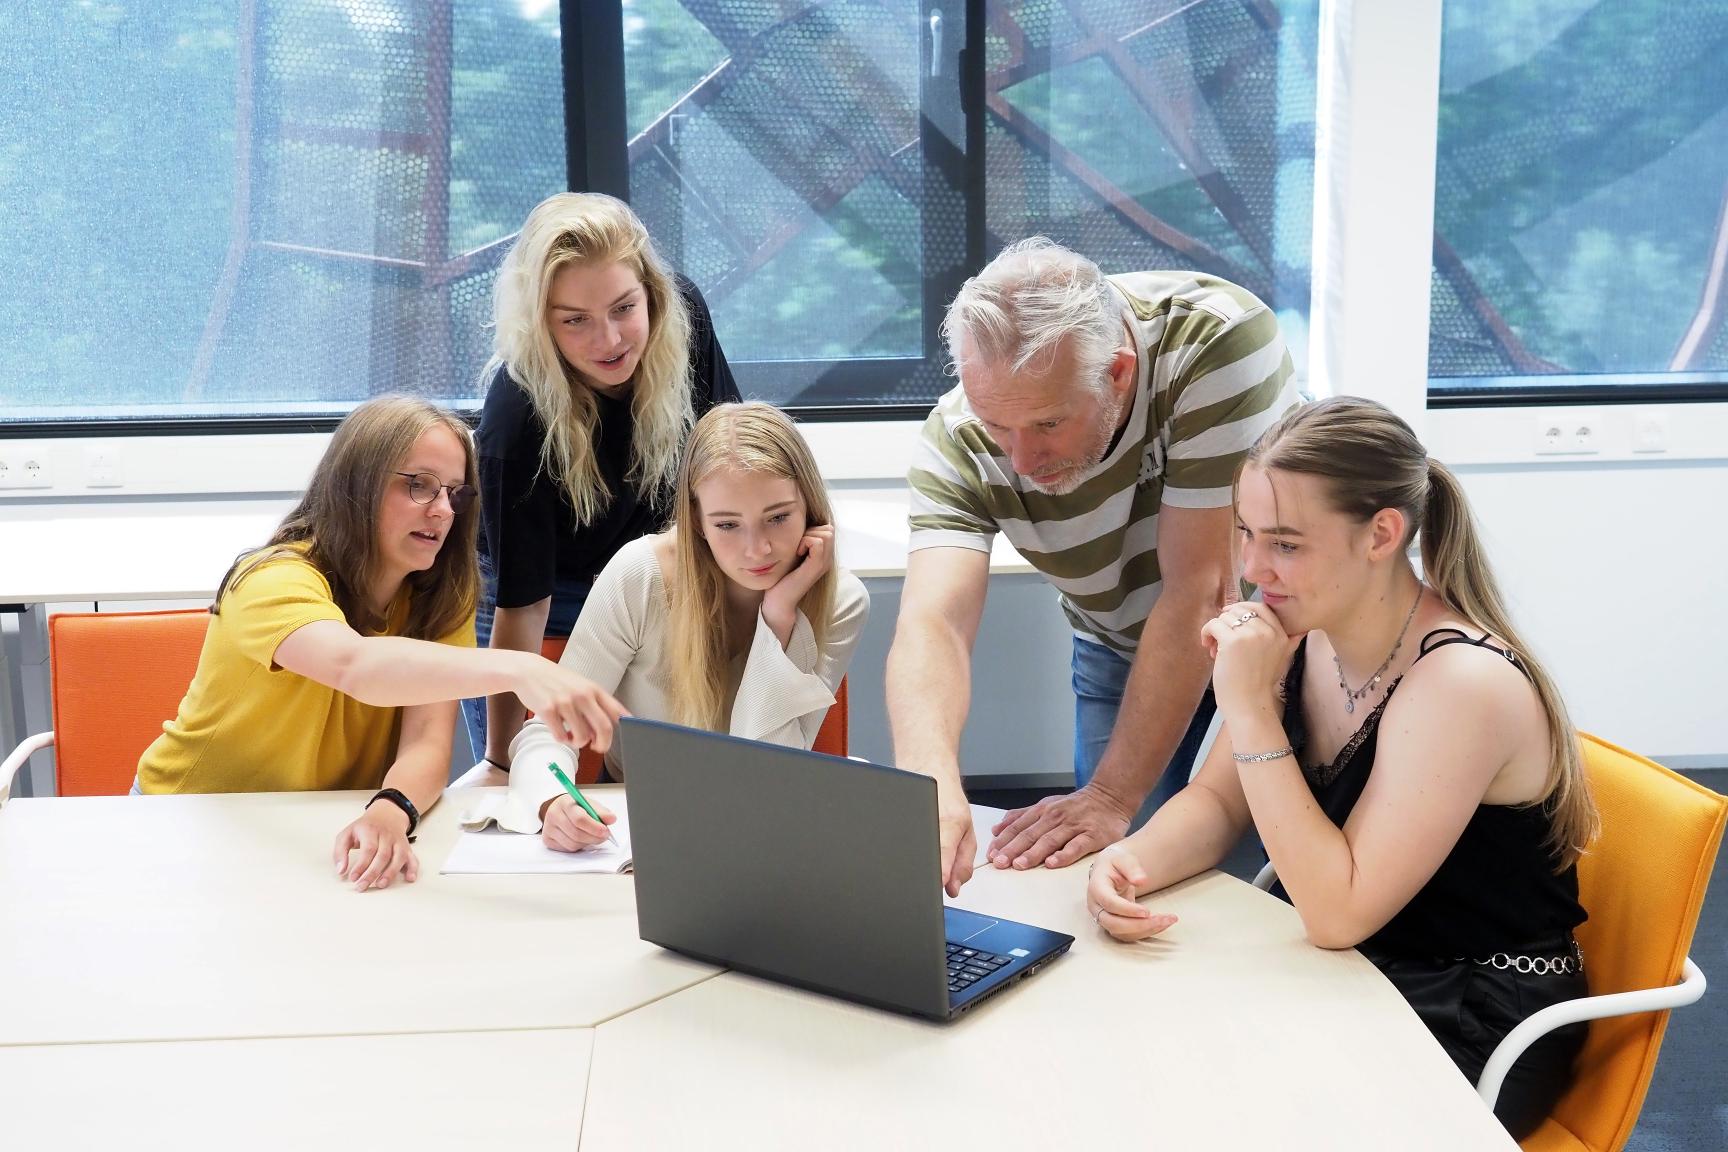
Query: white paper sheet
441 813 633 875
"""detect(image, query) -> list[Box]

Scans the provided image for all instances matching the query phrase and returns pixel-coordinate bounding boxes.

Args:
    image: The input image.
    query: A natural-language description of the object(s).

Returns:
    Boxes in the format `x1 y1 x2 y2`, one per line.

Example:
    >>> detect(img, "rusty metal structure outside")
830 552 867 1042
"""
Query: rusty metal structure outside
186 0 1716 401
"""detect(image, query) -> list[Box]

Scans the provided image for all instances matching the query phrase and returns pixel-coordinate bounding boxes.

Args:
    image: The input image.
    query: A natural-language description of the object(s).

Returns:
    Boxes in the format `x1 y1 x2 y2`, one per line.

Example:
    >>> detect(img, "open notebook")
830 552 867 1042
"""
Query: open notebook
441 811 633 875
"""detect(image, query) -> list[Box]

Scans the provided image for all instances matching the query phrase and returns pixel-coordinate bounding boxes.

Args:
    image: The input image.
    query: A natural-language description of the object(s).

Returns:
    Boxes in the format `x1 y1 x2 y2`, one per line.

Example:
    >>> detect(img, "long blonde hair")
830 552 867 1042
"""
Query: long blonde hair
666 403 836 730
215 395 480 640
484 192 694 524
1245 396 1598 868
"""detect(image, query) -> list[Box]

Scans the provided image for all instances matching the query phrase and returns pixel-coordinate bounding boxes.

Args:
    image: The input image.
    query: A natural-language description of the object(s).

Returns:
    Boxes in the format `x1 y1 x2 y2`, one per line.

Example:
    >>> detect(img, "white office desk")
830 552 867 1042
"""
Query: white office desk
0 1028 594 1151
0 786 718 1045
0 492 1035 796
830 489 1032 577
0 491 1027 605
581 850 1518 1151
0 506 287 605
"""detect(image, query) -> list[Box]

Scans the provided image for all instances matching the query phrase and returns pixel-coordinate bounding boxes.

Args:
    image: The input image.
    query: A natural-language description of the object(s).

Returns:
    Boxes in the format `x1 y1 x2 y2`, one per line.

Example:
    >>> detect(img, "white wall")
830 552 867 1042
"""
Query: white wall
1427 408 1728 763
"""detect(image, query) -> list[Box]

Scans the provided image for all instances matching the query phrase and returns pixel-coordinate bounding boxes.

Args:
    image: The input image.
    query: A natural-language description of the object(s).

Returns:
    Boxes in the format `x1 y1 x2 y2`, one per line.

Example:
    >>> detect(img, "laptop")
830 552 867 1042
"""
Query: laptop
619 717 1074 1022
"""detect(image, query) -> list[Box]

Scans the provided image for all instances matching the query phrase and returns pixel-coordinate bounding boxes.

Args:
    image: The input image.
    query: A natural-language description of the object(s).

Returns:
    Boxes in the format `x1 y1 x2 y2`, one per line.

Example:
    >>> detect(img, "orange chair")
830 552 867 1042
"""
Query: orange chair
1245 732 1726 1151
0 609 211 801
1496 734 1726 1152
537 634 849 782
813 677 849 758
538 635 605 783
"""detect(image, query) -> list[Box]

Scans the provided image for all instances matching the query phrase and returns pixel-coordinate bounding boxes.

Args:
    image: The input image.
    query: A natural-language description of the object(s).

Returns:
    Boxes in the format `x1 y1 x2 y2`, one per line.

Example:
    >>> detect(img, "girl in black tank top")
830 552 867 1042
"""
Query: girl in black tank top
1279 628 1585 961
1272 627 1588 1137
1083 397 1597 1141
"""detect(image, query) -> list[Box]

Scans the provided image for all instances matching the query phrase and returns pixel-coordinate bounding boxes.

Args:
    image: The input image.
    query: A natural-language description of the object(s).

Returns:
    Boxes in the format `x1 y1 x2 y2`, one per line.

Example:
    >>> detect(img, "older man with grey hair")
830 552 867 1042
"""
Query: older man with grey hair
887 238 1299 896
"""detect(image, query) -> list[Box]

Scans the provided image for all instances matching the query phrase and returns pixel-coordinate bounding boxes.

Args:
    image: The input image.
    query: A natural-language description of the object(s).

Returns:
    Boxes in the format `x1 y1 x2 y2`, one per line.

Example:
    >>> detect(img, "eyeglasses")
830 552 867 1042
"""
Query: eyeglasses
395 471 477 514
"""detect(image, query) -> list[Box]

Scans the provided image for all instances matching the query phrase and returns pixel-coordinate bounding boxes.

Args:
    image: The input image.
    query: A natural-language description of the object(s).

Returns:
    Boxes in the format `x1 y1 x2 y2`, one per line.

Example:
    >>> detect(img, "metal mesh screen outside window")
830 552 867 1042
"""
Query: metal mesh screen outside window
2 0 1320 420
0 0 565 422
1429 0 1728 390
982 0 1318 374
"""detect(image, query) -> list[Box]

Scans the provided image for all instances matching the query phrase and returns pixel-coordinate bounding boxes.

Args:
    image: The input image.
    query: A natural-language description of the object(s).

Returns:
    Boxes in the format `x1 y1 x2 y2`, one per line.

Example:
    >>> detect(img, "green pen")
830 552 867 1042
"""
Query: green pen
546 761 619 846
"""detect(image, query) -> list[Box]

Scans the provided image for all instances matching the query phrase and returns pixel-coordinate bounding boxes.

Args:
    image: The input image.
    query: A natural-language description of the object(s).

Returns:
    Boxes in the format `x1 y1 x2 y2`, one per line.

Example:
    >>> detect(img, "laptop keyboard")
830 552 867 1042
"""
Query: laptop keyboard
946 943 1012 997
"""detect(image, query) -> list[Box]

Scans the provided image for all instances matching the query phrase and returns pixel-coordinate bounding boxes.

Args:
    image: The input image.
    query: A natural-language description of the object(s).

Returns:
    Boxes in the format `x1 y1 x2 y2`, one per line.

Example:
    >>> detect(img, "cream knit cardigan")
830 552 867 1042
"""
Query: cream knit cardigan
505 533 870 824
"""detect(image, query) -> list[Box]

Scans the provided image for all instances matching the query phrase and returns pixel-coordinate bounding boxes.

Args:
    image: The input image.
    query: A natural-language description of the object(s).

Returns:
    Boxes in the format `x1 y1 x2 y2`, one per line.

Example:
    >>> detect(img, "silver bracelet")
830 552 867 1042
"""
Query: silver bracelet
1233 746 1294 763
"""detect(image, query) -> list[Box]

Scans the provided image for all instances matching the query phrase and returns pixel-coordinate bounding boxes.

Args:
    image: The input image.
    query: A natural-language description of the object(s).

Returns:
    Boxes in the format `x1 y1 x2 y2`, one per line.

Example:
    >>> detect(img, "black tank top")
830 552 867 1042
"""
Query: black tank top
1276 628 1586 959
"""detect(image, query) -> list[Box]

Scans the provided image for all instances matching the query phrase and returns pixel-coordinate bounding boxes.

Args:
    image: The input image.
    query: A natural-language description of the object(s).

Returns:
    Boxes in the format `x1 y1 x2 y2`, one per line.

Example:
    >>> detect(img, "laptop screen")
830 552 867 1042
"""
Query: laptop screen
620 718 952 1016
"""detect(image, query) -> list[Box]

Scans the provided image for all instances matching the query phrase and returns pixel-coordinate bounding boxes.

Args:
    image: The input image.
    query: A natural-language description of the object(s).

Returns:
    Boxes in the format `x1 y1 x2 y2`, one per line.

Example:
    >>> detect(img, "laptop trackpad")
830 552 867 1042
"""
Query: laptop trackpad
946 906 1014 952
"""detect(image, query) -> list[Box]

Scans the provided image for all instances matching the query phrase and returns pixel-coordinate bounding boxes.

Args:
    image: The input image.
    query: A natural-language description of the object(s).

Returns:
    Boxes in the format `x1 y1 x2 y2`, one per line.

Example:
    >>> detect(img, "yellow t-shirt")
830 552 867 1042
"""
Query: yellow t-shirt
137 549 476 794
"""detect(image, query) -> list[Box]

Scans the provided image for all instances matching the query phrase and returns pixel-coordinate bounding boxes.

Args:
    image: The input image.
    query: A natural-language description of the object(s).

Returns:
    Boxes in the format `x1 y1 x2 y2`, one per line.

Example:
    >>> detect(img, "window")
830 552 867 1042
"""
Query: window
1 0 566 426
983 0 1318 370
618 0 967 408
1429 0 1728 401
2 0 1319 427
618 0 1319 408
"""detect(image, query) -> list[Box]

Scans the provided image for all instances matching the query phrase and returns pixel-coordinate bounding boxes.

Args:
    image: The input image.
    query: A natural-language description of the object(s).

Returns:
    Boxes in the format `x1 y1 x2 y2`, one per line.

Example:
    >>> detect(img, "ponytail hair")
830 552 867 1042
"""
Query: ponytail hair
1246 397 1598 867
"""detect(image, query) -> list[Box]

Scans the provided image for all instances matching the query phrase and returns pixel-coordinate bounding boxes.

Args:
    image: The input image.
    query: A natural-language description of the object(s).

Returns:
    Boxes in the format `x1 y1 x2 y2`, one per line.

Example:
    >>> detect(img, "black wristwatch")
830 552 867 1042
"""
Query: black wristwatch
367 787 420 842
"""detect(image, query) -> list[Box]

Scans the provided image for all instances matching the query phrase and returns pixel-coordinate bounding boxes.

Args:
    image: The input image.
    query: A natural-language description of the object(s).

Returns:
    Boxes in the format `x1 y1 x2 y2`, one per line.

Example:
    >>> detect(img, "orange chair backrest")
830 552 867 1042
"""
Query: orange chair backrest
537 635 849 782
1523 733 1727 1152
48 609 212 797
813 677 848 758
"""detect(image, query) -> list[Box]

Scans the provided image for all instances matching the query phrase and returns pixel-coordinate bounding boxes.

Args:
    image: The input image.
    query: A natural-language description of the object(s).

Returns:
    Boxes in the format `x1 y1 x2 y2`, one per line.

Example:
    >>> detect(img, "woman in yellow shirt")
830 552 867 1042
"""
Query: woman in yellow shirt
137 395 623 892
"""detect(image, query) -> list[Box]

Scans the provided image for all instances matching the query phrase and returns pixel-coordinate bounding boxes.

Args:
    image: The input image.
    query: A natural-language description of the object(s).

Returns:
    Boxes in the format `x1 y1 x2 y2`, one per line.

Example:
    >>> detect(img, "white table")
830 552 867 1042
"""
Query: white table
0 507 290 605
0 790 1518 1149
0 786 718 1044
0 492 1028 604
0 1028 594 1151
580 851 1518 1151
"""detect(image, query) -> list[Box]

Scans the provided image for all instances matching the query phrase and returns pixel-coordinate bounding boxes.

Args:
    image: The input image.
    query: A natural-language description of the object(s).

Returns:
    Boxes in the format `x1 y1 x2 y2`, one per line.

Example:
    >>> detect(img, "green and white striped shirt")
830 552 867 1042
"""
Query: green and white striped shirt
908 271 1299 654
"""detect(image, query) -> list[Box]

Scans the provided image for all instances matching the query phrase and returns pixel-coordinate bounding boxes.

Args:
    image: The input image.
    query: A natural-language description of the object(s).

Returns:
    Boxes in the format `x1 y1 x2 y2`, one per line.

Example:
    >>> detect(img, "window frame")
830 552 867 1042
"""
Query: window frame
1429 376 1728 410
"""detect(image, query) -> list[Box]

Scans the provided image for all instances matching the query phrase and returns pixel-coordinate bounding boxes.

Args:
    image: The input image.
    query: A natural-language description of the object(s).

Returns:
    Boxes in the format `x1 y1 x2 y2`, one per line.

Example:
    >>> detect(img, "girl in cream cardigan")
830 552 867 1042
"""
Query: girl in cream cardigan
503 401 869 851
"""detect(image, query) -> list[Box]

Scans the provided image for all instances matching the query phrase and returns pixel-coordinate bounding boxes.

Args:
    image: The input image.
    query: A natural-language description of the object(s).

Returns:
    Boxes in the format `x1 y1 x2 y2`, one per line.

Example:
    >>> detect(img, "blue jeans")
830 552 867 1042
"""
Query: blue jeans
460 554 594 762
1072 634 1217 831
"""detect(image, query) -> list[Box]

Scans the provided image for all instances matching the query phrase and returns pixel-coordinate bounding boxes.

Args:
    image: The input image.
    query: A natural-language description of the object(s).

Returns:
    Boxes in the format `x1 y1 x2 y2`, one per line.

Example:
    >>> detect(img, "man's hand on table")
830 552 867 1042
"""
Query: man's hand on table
986 784 1136 870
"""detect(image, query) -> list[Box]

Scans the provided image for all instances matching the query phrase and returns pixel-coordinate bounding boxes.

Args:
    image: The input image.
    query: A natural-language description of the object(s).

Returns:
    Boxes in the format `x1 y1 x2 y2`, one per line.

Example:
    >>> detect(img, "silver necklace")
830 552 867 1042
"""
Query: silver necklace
1334 587 1423 715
